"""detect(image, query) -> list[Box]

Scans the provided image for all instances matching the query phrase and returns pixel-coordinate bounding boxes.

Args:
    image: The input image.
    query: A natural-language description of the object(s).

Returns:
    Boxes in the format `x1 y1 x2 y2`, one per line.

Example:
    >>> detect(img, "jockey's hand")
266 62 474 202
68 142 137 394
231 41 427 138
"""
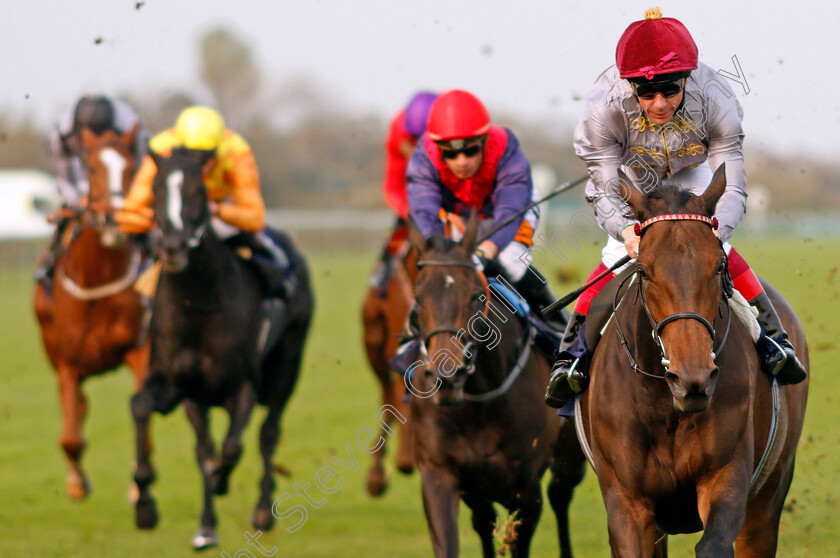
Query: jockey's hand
116 206 154 234
621 224 640 259
476 240 499 260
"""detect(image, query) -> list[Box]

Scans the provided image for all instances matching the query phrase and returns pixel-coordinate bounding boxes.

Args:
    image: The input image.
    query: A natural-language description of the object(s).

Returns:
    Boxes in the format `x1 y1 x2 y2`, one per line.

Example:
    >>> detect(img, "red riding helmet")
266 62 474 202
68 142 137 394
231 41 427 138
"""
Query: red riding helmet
616 8 698 80
426 90 491 142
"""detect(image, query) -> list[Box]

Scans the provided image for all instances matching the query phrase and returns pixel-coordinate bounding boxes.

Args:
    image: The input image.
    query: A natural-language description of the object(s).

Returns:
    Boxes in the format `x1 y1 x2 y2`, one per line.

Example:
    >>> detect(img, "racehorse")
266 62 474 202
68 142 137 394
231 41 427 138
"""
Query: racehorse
407 214 585 557
361 239 417 495
129 147 313 550
33 126 148 500
578 167 808 557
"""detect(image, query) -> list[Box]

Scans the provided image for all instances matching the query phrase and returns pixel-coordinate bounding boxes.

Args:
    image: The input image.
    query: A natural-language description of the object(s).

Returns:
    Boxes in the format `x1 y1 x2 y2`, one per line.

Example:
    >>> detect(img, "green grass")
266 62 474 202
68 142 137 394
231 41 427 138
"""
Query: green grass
0 236 838 557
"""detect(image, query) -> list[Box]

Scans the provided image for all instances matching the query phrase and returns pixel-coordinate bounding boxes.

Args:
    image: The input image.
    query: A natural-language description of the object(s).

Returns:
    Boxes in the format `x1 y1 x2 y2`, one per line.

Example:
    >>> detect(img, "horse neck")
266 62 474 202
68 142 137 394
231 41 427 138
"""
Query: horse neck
63 226 133 287
162 228 237 301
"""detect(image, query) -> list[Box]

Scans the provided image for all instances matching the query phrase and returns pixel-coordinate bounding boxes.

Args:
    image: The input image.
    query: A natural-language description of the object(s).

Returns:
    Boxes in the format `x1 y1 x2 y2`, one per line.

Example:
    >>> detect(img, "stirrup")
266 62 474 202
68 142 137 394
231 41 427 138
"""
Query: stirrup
545 358 579 409
763 337 807 384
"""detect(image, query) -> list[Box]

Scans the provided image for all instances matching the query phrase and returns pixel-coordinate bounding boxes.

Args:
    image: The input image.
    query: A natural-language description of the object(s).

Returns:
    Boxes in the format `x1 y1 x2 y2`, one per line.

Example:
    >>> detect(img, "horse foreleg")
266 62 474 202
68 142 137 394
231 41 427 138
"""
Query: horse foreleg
392 384 414 474
548 421 587 558
253 405 282 531
362 294 391 496
508 485 543 558
131 386 157 529
123 344 150 391
462 493 497 558
601 485 658 558
419 465 461 558
57 367 90 500
216 382 257 496
185 401 220 550
734 466 793 558
695 468 749 558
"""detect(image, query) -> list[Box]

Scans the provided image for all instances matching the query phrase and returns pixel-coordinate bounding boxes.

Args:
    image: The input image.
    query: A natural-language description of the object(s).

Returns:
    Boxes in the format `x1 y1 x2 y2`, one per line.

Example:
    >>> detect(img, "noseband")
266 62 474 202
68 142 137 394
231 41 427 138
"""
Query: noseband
616 214 732 380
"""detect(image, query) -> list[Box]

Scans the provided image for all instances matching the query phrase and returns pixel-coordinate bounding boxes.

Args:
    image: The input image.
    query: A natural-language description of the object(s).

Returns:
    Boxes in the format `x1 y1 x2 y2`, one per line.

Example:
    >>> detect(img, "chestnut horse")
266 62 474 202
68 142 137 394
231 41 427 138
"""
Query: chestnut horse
361 237 417 495
34 126 148 500
578 167 808 557
130 148 313 550
407 215 585 557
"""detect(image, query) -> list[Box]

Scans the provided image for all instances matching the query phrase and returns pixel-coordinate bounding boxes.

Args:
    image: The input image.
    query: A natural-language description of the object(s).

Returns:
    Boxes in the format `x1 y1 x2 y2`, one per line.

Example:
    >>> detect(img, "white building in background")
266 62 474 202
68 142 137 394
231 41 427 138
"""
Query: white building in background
0 169 59 238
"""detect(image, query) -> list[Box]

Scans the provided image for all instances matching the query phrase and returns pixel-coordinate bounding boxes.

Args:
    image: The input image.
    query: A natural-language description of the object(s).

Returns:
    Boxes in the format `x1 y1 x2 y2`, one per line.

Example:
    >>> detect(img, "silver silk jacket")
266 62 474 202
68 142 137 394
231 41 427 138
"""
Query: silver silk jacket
574 62 747 242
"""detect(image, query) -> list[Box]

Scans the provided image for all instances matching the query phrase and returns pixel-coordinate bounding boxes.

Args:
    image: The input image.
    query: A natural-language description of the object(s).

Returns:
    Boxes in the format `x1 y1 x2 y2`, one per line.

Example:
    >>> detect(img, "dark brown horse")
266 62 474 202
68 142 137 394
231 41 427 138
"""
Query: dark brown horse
361 240 417 496
407 215 585 557
130 148 313 550
579 167 808 557
34 126 148 500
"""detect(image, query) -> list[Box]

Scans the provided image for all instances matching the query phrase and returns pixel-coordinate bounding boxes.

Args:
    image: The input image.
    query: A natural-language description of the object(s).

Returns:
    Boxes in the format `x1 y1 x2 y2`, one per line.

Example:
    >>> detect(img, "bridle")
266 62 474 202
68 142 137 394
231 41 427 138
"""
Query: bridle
615 214 733 380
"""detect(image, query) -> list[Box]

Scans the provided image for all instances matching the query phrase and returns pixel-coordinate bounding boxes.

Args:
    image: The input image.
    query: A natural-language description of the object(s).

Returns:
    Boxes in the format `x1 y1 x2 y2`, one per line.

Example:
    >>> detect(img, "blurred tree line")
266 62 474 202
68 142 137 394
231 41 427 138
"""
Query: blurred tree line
1 27 838 213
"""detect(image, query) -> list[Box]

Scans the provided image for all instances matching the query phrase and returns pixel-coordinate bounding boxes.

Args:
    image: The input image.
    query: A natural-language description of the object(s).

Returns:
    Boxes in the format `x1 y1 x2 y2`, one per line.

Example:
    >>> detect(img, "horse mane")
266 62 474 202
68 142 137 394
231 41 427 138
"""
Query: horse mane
428 233 459 254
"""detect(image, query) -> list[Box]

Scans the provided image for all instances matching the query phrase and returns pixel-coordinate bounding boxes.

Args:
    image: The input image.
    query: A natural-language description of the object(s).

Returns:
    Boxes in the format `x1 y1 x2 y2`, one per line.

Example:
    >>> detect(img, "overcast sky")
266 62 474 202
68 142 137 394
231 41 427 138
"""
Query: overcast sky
2 0 839 159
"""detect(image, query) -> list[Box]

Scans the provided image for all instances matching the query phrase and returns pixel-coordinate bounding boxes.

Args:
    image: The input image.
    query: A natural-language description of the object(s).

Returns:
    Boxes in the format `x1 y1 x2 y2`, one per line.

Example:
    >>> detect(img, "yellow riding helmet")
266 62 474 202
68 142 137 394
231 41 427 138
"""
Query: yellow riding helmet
174 106 226 150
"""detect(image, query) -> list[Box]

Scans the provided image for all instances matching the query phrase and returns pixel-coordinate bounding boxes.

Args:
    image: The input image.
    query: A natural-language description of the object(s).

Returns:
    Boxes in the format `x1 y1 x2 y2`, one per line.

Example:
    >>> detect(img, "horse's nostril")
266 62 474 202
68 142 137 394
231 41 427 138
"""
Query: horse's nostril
665 371 680 385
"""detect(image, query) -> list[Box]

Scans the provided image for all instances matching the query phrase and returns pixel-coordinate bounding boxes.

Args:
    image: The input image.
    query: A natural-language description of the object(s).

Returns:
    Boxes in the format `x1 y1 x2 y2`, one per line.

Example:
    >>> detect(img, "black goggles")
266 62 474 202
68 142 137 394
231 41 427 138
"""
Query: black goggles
438 139 484 160
630 78 686 100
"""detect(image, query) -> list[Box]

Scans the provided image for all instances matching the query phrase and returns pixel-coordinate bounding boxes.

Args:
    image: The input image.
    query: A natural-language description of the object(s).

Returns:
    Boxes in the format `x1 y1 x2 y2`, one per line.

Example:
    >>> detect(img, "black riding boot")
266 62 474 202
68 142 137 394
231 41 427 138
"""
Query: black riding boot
545 311 588 408
751 291 807 384
35 218 69 293
513 268 568 332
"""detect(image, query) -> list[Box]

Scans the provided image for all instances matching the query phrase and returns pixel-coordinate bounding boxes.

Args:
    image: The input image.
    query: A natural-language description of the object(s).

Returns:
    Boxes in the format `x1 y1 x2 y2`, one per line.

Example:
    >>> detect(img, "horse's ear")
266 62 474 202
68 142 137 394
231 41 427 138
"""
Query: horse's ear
122 123 140 152
461 210 479 254
618 168 650 222
694 163 727 217
407 215 429 254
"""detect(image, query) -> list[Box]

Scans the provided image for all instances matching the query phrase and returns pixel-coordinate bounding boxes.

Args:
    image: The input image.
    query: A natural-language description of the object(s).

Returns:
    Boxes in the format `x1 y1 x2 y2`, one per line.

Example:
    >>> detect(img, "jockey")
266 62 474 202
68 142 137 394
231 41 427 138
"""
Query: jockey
545 8 807 408
36 94 149 289
370 91 438 295
406 89 560 323
116 106 290 297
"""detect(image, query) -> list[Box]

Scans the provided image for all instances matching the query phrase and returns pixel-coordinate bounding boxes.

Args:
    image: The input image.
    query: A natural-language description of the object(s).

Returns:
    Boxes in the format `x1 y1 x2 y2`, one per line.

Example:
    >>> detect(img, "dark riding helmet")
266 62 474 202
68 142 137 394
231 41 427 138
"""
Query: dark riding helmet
73 95 115 135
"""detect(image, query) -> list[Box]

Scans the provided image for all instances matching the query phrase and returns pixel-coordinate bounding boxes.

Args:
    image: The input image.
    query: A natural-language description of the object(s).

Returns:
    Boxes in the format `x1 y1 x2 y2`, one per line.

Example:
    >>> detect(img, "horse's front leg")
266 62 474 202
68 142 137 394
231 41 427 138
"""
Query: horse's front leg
215 381 257 496
57 365 90 500
419 464 461 557
600 480 659 558
694 465 750 558
184 401 220 550
130 384 158 529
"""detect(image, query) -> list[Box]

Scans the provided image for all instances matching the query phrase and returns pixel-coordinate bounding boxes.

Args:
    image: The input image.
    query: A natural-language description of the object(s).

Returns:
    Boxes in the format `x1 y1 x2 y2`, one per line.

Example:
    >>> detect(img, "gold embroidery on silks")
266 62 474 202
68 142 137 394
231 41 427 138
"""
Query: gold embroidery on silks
674 144 706 157
630 146 666 159
631 116 659 132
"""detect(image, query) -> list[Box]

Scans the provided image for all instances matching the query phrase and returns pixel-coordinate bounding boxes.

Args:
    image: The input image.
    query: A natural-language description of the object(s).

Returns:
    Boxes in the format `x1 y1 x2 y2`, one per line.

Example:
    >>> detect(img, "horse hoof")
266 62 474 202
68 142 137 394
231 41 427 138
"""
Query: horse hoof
135 497 158 530
252 507 275 531
192 527 220 550
67 477 92 501
366 472 388 498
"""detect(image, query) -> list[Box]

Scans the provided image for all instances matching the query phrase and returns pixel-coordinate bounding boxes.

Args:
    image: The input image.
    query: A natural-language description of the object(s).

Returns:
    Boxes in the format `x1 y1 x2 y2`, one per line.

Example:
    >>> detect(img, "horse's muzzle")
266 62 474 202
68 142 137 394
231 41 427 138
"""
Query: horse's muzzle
666 366 719 413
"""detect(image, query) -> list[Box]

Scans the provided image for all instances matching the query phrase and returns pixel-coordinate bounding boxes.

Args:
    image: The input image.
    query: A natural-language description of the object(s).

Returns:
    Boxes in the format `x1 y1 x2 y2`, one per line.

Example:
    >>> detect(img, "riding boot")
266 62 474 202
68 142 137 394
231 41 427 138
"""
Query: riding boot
545 311 589 408
35 218 69 293
513 268 568 332
751 291 807 384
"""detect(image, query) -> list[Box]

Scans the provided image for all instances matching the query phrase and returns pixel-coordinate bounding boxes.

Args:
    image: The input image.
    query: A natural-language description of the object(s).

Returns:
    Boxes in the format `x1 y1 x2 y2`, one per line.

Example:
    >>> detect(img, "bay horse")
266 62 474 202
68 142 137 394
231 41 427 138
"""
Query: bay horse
34 126 148 500
130 148 313 550
579 166 808 557
407 215 585 557
361 233 416 496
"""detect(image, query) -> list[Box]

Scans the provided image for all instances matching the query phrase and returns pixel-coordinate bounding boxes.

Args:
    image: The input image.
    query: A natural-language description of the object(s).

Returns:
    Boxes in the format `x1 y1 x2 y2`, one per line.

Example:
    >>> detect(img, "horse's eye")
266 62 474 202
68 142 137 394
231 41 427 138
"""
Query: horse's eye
637 266 648 280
